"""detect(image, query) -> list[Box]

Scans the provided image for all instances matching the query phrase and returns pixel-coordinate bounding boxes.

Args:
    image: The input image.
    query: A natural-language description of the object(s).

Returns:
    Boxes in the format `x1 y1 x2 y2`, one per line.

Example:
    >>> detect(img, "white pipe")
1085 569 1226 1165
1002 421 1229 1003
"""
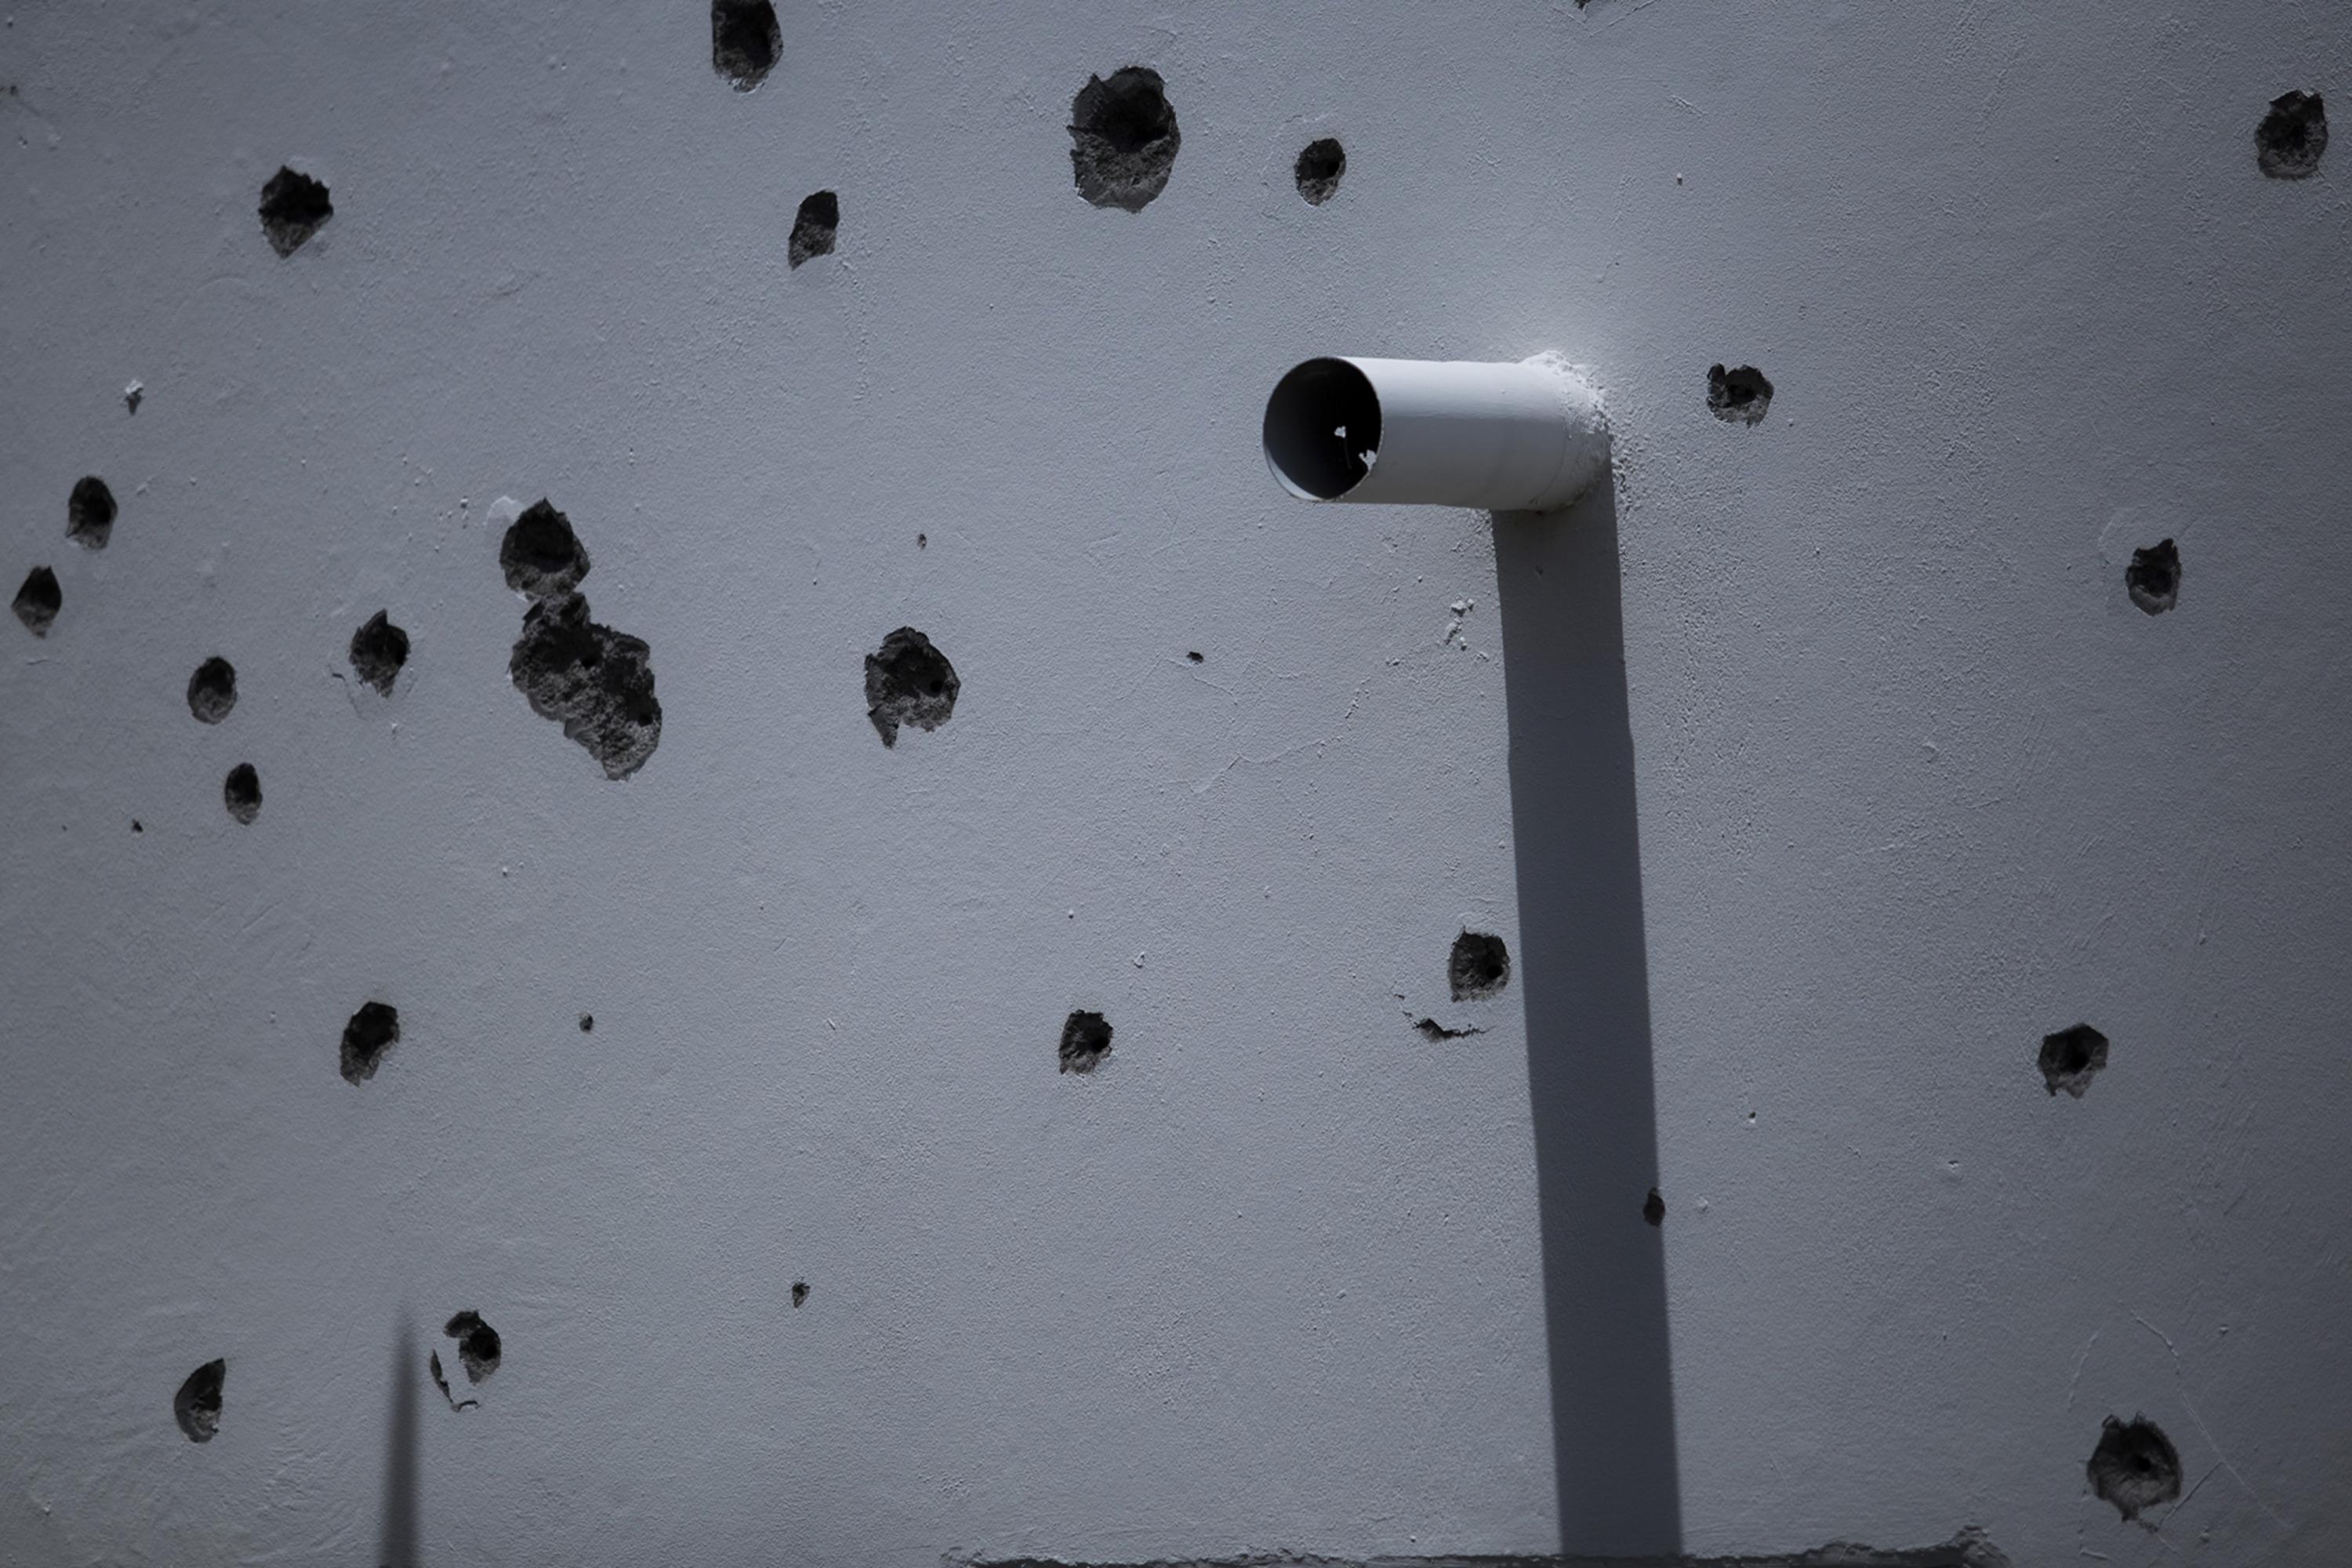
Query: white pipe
1261 353 1608 513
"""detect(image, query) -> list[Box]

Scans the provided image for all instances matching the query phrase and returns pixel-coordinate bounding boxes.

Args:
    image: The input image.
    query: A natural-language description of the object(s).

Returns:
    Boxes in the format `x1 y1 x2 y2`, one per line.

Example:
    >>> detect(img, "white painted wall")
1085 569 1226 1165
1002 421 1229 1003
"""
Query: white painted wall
2 4 2346 1565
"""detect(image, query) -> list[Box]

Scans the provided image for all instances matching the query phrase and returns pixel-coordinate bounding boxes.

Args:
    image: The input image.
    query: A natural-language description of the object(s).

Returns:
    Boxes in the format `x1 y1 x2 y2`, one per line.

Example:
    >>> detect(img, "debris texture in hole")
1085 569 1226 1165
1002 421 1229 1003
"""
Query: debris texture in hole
789 190 838 267
67 476 116 549
711 0 781 91
1708 364 1773 426
1449 930 1511 1000
2038 1023 2108 1098
2087 1415 2181 1521
443 1311 501 1383
2256 90 2328 179
499 499 592 600
223 764 262 826
2125 539 2180 615
865 626 959 747
173 1359 226 1443
510 593 663 779
1294 137 1345 205
1069 67 1180 212
348 611 410 694
187 657 238 724
258 166 332 256
340 1000 399 1085
12 567 60 637
1059 1010 1113 1073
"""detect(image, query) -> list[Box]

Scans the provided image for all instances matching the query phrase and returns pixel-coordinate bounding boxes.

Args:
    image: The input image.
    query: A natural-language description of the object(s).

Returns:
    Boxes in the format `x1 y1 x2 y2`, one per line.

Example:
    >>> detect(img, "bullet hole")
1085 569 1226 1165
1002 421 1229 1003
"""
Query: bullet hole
12 567 60 636
347 610 409 695
2256 90 2327 180
1707 364 1773 426
1642 1188 1666 1226
1186 651 1204 663
2088 1416 2181 1521
67 476 115 549
790 1281 810 1308
789 190 838 267
443 1311 501 1383
2038 1023 2108 1098
1059 1010 1113 1073
223 764 261 826
711 0 781 91
579 1012 594 1033
1414 1017 1482 1041
499 499 592 600
2125 539 2180 615
132 820 143 833
1294 137 1345 205
187 657 238 724
427 1352 476 1411
173 1359 225 1443
864 626 958 747
916 532 927 549
1069 67 1180 212
509 593 663 779
339 1000 398 1085
1449 931 1510 1000
257 166 332 256
125 381 143 415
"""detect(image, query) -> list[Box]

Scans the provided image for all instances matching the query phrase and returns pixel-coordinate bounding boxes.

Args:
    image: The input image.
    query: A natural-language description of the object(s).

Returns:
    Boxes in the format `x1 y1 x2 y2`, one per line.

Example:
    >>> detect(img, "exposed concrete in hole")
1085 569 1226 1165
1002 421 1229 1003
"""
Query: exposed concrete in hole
1449 931 1510 1000
789 190 838 267
348 610 410 695
956 1528 2013 1568
499 499 592 600
223 763 262 825
2038 1023 2107 1097
258 166 332 256
172 1359 225 1443
865 626 958 746
12 567 60 636
1059 1010 1112 1073
2125 539 2180 615
509 592 663 779
711 0 781 90
2086 1415 2181 1521
443 1310 501 1383
67 476 115 548
1069 67 1180 212
2256 90 2327 179
1706 364 1773 426
187 656 238 724
1294 137 1345 205
340 1000 398 1084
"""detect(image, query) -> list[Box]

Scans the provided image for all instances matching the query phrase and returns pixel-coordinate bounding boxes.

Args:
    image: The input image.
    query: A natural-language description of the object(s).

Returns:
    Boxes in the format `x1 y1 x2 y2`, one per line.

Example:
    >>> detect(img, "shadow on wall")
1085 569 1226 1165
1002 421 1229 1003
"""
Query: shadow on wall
379 1315 420 1568
1493 475 1683 1557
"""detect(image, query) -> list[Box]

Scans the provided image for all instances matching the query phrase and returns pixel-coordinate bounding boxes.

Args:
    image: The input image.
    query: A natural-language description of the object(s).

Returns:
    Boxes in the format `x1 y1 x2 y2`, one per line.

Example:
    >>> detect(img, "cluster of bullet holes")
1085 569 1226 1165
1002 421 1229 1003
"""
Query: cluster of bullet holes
187 657 238 724
790 1281 811 1308
12 567 60 637
1707 364 1773 426
2087 1415 2181 1521
257 166 332 257
2256 90 2328 180
865 627 958 746
1449 930 1510 1000
348 610 409 695
500 501 662 779
1069 67 1180 212
172 1359 226 1443
2038 1023 2107 1098
789 191 838 267
710 0 781 91
1059 1010 1113 1073
68 475 115 549
1294 137 1345 205
339 1001 398 1085
2126 540 2180 616
223 764 262 826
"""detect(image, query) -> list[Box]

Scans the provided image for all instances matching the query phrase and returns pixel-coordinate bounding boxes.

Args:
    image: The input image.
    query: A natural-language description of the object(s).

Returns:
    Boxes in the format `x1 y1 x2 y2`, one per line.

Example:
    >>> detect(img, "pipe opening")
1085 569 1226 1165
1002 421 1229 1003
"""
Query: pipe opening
1263 358 1381 500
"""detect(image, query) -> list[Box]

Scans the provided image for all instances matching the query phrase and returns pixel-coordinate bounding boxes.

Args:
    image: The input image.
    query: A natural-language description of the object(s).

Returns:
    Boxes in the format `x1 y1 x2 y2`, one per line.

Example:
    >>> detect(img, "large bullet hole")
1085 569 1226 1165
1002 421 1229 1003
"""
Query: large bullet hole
223 764 261 826
865 627 958 747
258 166 332 257
12 567 60 637
2126 539 2180 615
1707 364 1773 426
789 190 838 267
1069 67 1180 212
67 476 115 549
1059 1010 1113 1073
2256 90 2328 180
443 1311 501 1383
499 499 591 600
510 593 663 779
2038 1023 2108 1098
348 611 409 695
173 1359 225 1443
2088 1416 2181 1521
711 0 781 91
340 1000 398 1085
1449 931 1511 1000
1642 1188 1666 1227
187 657 238 724
1294 137 1345 205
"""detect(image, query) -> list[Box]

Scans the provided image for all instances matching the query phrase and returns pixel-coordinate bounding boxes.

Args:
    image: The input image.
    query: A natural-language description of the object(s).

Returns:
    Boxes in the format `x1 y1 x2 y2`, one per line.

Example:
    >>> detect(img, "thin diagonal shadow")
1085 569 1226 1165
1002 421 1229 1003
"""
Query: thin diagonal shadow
1492 473 1682 1556
379 1314 421 1568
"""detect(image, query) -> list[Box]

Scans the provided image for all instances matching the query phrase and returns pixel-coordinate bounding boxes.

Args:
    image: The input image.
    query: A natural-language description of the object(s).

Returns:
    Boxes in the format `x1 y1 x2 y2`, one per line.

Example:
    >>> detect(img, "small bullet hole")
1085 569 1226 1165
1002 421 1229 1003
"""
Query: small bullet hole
348 610 410 695
443 1311 501 1383
1294 137 1345 205
510 593 663 780
2125 539 2180 615
711 0 781 90
790 1281 810 1308
499 499 592 600
1642 1188 1666 1226
916 532 927 549
223 764 261 826
1414 1017 1481 1041
2256 90 2327 180
1707 364 1773 426
788 190 838 267
12 567 60 636
125 383 143 415
1448 931 1510 1001
173 1359 226 1443
1185 650 1203 663
2038 1023 2108 1098
579 1012 594 1033
187 657 238 724
1059 1010 1113 1073
132 820 143 833
2088 1415 2181 1521
67 476 115 549
1069 67 1180 212
340 1000 398 1085
257 166 332 256
865 626 959 747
